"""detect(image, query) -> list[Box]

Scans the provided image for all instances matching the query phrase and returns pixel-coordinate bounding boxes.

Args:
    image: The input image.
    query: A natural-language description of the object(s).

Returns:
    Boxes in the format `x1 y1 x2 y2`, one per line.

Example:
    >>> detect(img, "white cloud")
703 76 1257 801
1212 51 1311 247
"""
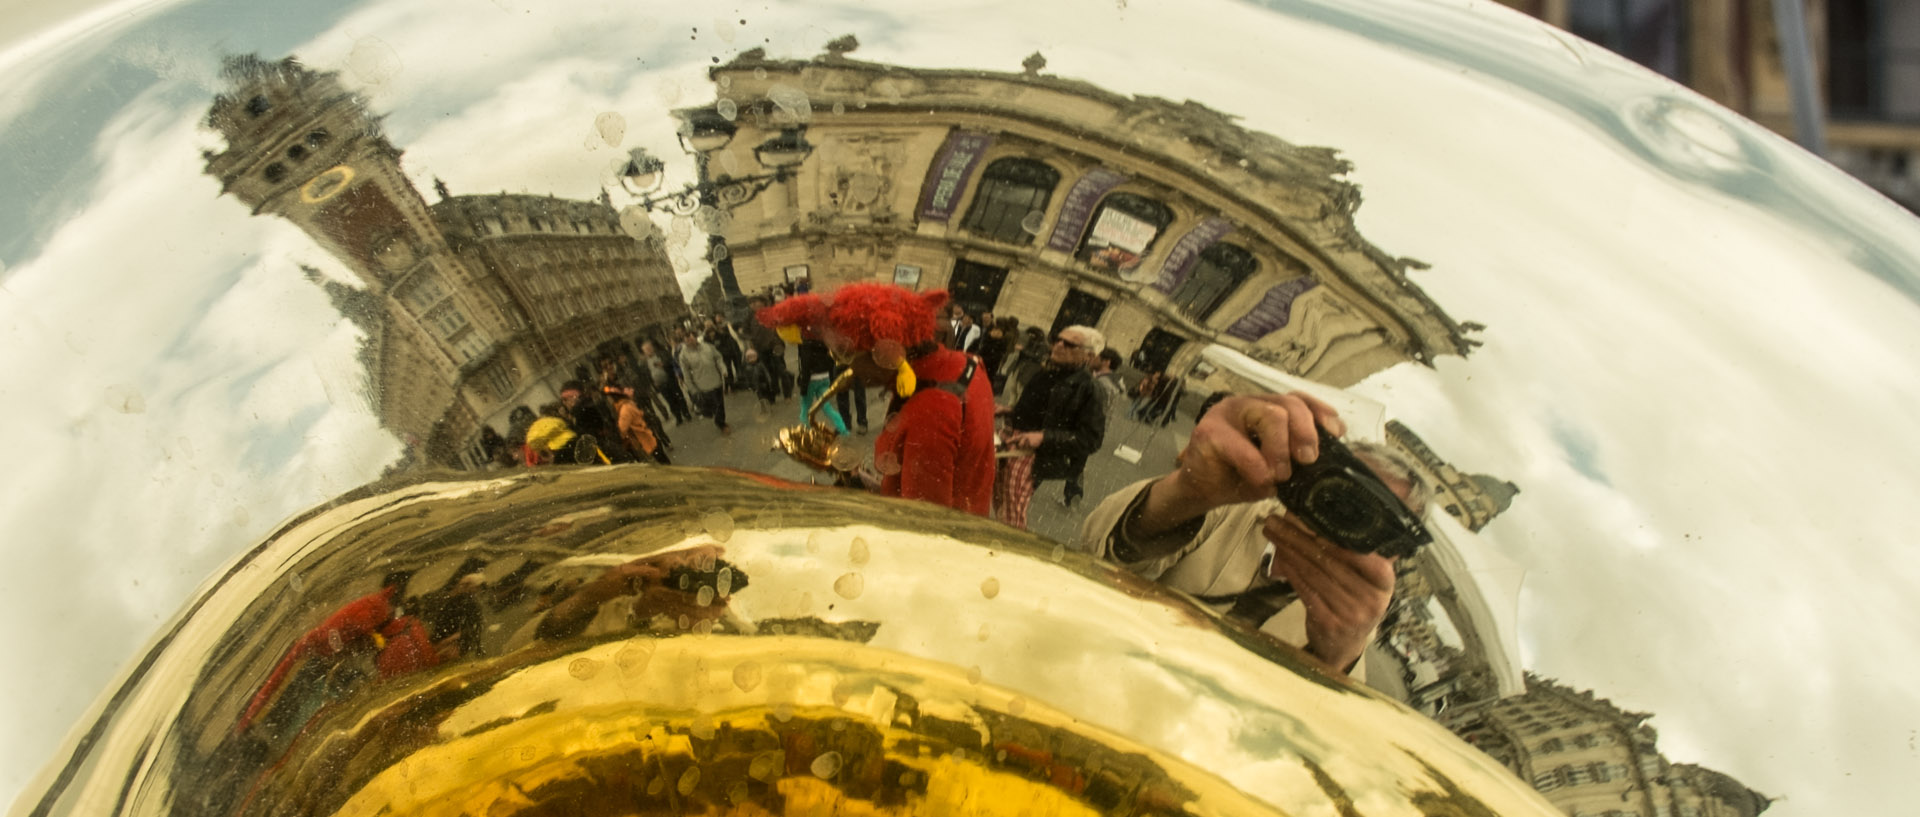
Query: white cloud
0 85 397 802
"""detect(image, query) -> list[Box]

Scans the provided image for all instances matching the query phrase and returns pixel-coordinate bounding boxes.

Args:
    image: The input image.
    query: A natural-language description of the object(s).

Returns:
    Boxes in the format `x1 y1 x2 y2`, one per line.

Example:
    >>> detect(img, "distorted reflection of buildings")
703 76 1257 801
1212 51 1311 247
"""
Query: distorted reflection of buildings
1443 675 1771 817
1496 0 1920 215
1364 421 1525 711
203 56 690 468
694 47 1480 386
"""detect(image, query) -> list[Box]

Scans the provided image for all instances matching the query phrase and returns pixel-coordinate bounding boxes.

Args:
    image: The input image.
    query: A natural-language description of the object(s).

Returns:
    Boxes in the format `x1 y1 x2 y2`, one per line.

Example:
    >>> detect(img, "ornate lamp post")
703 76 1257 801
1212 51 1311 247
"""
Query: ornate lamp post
617 107 814 306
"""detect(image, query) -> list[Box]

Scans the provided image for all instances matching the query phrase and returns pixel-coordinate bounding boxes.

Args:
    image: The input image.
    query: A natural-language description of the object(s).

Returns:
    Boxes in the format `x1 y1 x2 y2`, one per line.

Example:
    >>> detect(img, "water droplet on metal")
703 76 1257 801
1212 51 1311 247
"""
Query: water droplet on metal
1009 696 1028 716
715 97 738 120
849 537 870 565
810 751 842 778
593 111 627 147
677 767 701 795
733 661 763 691
977 623 991 641
693 204 729 233
696 585 716 607
749 752 780 781
753 67 769 80
568 657 601 680
716 567 734 597
647 775 666 796
772 702 794 722
1020 211 1045 234
1050 544 1066 562
701 509 735 542
691 715 716 740
874 450 901 475
727 781 751 805
830 446 863 471
806 531 822 553
980 577 1001 599
832 101 846 115
966 665 983 684
616 639 653 673
833 572 864 599
327 629 344 652
677 614 691 630
768 83 813 121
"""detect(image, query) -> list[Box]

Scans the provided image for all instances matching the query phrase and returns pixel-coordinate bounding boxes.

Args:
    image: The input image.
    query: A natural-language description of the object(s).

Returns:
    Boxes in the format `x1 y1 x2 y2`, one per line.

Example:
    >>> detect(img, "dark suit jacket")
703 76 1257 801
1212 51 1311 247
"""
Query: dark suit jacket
1007 366 1105 481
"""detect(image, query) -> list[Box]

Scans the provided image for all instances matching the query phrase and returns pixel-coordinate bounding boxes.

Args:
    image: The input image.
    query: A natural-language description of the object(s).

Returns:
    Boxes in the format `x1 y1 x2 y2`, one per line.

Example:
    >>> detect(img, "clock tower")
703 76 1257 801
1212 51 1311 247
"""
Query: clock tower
204 55 452 295
204 55 517 462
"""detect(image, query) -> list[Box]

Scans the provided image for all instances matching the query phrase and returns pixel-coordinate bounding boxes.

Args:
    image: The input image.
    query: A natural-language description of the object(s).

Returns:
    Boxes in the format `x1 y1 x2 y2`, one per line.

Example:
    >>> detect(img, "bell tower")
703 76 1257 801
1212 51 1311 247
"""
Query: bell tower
204 55 448 294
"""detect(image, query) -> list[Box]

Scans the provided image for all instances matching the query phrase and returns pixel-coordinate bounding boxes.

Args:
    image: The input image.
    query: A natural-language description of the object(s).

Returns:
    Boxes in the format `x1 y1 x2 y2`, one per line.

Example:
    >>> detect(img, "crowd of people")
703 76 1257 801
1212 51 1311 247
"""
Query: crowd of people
460 281 1433 681
473 301 828 467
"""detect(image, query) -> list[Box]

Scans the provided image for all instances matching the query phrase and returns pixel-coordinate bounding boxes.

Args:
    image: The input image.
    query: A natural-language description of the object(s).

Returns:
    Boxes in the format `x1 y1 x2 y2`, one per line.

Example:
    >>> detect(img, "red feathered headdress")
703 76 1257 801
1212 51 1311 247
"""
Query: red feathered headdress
822 284 948 352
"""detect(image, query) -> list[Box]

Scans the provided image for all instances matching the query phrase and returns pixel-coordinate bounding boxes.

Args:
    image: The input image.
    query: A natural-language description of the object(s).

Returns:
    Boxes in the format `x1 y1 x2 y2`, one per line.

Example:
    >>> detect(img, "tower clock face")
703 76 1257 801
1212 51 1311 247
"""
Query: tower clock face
299 165 355 203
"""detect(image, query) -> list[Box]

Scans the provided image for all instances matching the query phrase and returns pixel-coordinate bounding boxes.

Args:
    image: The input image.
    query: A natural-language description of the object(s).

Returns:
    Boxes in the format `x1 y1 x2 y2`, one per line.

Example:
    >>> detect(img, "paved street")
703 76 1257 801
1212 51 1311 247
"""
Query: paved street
658 382 1191 547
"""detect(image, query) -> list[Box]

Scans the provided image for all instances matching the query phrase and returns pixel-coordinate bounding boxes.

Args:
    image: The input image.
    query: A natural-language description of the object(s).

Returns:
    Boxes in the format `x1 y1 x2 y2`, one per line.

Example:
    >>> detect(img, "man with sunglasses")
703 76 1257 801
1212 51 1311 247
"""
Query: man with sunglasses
1076 392 1431 677
1001 325 1109 515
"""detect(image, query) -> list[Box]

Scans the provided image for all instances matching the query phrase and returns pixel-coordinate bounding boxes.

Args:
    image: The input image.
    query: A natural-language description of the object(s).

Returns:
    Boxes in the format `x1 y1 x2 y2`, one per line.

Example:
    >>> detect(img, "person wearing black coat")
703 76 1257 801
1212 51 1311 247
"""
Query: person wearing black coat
1003 325 1108 506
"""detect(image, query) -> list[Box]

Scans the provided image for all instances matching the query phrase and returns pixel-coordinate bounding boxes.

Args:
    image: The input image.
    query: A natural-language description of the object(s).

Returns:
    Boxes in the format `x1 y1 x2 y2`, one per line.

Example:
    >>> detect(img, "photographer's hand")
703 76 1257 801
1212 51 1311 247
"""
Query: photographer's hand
1262 513 1395 673
1130 393 1346 547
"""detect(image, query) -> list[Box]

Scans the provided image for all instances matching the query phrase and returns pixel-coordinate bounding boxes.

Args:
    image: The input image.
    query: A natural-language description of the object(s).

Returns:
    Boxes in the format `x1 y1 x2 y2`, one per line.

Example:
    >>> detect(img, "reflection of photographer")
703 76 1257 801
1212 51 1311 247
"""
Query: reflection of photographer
531 545 745 642
1077 393 1431 676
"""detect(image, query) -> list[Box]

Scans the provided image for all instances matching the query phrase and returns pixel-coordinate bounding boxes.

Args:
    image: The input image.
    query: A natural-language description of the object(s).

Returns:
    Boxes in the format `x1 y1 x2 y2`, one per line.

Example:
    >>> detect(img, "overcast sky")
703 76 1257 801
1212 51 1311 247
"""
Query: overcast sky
4 0 1919 814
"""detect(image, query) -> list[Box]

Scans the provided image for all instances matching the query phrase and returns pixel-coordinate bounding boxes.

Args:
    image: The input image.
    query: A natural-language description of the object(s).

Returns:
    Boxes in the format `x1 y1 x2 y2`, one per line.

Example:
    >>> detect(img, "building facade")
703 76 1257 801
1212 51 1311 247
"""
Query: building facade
697 51 1476 387
203 56 688 467
1442 676 1771 817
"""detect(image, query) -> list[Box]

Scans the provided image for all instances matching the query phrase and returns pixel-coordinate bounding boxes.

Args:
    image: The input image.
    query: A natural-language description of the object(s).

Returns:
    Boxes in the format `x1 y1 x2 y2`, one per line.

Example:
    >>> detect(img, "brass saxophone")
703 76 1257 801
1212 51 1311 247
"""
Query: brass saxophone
774 368 863 480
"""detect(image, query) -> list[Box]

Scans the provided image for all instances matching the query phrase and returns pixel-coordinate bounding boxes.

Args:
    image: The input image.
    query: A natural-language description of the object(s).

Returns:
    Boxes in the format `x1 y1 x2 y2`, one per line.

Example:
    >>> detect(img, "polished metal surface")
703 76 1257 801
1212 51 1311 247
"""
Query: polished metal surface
27 467 1556 816
5 0 1920 815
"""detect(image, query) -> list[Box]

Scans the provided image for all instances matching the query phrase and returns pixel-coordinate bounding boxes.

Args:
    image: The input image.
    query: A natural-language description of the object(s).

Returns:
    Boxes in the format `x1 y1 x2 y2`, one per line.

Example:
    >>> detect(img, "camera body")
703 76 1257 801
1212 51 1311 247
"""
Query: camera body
668 559 749 596
1274 426 1432 559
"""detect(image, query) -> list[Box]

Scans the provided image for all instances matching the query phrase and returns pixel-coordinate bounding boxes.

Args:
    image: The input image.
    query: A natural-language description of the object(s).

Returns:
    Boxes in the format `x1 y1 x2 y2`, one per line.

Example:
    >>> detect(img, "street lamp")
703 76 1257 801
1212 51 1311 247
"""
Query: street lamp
616 106 814 309
616 112 813 216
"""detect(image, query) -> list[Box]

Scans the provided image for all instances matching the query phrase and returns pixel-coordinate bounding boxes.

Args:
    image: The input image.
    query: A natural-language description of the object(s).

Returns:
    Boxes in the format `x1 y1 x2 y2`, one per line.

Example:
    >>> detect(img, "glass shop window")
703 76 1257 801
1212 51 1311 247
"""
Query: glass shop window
1169 242 1256 320
1076 192 1172 274
961 157 1060 245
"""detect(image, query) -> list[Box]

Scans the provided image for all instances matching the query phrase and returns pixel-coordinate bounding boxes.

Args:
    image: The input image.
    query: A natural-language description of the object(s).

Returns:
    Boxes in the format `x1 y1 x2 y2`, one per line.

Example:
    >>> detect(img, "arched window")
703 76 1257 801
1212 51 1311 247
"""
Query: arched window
1077 192 1172 273
1169 242 1256 320
961 158 1060 245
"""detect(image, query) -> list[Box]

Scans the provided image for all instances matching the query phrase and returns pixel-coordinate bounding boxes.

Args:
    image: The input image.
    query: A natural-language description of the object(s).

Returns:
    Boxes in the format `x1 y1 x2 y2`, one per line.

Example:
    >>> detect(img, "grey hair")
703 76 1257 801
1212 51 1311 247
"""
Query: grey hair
1063 325 1106 356
1348 439 1433 514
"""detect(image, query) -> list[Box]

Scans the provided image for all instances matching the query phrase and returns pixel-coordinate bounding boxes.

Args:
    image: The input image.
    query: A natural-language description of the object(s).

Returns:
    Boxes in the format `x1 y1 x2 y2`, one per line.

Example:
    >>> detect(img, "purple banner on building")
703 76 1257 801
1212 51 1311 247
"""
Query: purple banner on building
1151 217 1235 293
1225 277 1319 341
917 131 994 222
1045 167 1130 252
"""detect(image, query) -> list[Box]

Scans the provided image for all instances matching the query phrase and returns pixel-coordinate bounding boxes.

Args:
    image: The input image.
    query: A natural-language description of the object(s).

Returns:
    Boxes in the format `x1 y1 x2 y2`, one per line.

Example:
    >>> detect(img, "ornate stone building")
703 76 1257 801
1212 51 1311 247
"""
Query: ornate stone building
1388 419 1523 533
1442 676 1771 817
203 56 687 466
696 50 1477 387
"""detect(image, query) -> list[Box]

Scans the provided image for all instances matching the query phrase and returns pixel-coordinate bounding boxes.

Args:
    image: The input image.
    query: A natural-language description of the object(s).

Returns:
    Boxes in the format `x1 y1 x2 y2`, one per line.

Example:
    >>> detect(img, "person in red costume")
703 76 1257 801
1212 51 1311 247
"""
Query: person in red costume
758 285 997 516
234 571 435 732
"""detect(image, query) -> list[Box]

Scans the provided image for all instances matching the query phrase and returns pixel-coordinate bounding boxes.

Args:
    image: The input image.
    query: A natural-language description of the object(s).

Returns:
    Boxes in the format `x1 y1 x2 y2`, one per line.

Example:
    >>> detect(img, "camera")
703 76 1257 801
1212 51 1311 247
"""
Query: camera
1274 425 1432 559
668 558 750 596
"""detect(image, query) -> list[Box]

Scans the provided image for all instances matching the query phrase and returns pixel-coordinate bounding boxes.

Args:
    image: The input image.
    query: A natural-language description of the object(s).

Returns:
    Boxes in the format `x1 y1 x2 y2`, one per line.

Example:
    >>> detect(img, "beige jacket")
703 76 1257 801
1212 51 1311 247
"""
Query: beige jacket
1075 478 1363 680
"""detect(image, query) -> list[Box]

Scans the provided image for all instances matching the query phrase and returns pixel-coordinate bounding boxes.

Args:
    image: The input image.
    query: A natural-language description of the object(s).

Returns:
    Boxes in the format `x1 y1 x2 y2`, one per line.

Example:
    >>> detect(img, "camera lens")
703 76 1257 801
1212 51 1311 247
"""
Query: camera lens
1304 475 1382 541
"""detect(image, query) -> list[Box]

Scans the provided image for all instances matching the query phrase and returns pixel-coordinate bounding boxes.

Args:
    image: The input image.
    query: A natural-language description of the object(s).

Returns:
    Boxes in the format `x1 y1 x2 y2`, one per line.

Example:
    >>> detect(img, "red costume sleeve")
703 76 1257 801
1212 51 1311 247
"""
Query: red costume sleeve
891 390 965 508
237 587 395 731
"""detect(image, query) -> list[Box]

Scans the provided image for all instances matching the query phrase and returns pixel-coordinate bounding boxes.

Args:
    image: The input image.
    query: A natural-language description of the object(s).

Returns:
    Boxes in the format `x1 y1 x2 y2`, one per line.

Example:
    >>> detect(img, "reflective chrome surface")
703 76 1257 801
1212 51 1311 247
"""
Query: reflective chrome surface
27 467 1556 816
5 1 1919 815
